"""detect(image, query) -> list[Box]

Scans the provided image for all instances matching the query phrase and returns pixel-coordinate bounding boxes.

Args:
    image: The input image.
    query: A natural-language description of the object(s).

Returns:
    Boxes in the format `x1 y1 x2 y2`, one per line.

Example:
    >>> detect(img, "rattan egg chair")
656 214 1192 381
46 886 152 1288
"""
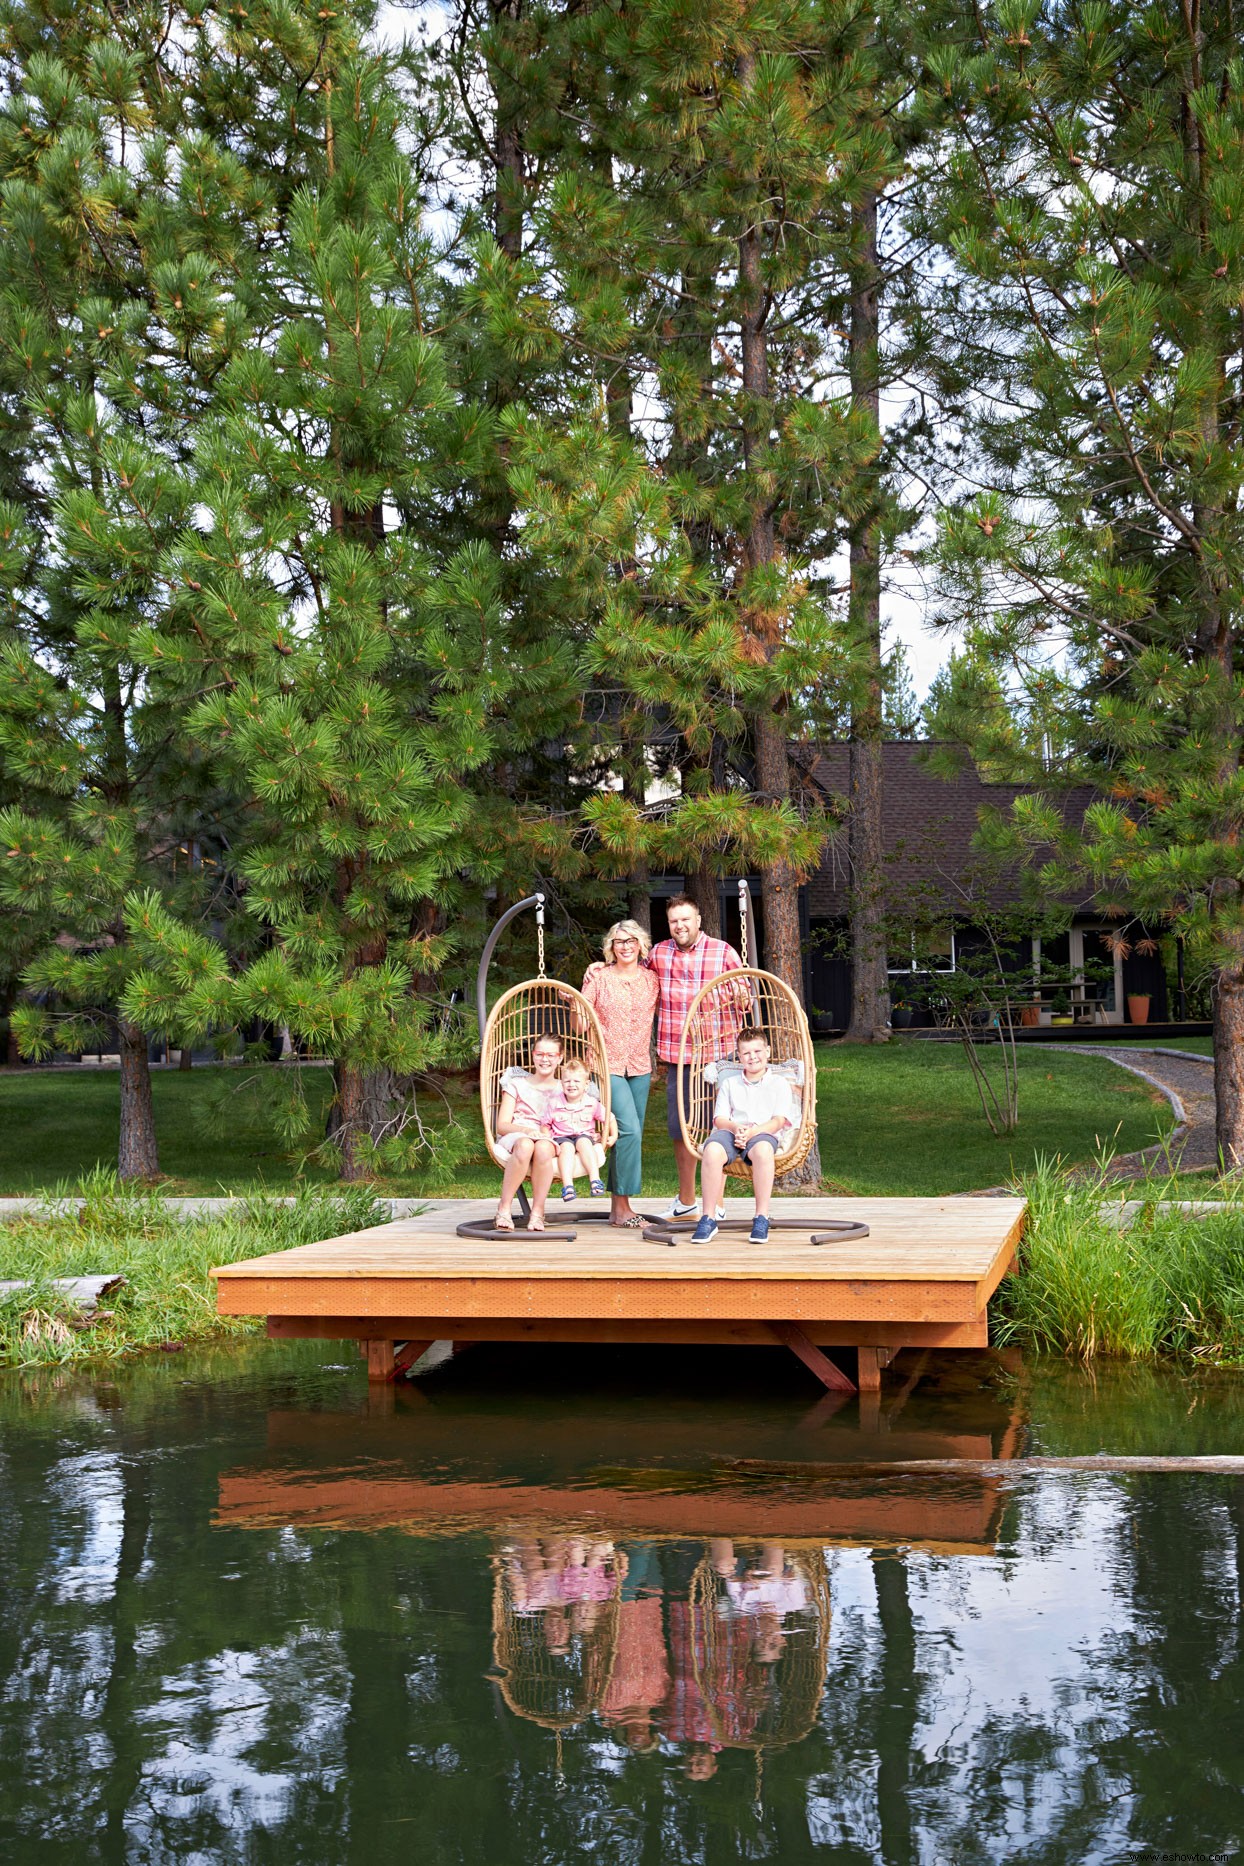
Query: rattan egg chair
688 1545 831 1795
643 963 867 1244
678 967 818 1181
456 978 612 1239
491 1543 622 1771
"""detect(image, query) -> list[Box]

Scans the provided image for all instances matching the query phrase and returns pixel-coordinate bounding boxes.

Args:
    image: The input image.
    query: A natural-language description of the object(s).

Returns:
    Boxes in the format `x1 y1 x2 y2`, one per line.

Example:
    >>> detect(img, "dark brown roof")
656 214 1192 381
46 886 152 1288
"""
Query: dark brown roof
804 742 1100 920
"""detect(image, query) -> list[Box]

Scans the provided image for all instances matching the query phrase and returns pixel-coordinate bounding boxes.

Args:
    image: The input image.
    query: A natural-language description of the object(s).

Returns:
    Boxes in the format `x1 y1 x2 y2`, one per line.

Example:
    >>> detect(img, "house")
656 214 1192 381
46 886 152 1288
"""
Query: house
800 742 1173 1034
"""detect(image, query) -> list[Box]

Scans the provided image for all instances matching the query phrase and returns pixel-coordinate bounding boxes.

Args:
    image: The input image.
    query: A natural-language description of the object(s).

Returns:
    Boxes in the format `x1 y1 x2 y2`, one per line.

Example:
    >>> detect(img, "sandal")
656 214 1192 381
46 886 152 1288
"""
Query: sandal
611 1214 646 1229
493 1211 515 1232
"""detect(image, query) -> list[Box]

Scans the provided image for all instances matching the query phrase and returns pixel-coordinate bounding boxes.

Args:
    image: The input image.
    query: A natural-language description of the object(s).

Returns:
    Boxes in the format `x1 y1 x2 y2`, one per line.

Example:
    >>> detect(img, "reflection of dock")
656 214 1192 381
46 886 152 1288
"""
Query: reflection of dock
215 1384 1027 1555
212 1196 1025 1393
216 1468 1012 1554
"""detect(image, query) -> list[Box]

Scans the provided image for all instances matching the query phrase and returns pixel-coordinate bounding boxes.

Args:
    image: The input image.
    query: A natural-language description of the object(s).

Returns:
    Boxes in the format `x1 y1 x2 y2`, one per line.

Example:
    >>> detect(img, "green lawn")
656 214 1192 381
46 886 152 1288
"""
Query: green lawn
0 1040 1172 1198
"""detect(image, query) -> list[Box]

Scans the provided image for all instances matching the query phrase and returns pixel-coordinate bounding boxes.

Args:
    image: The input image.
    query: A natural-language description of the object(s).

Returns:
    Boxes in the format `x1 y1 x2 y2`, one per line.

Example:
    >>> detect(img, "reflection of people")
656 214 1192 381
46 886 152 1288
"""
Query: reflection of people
492 1532 828 1769
579 919 660 1227
647 898 746 1220
600 1596 670 1751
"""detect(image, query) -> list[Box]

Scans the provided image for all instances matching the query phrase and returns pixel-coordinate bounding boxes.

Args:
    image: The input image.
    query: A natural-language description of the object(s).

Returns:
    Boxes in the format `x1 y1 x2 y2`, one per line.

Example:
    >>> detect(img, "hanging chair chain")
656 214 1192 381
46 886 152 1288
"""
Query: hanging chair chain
536 897 546 980
738 879 750 968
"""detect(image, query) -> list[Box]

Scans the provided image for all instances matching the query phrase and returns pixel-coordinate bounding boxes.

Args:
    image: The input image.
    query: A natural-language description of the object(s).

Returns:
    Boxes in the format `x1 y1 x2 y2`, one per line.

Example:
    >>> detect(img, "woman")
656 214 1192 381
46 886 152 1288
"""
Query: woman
580 919 660 1227
492 1031 562 1232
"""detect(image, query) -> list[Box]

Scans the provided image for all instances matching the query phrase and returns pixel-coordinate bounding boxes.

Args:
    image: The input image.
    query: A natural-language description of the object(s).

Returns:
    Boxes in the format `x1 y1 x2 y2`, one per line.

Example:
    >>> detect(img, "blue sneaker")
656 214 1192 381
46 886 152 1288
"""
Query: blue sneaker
690 1215 719 1244
749 1215 770 1244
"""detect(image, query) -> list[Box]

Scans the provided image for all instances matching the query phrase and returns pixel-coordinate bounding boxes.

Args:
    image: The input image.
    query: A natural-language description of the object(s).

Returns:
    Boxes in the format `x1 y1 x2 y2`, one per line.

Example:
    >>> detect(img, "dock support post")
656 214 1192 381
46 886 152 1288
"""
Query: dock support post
365 1339 395 1382
769 1322 857 1394
856 1347 893 1392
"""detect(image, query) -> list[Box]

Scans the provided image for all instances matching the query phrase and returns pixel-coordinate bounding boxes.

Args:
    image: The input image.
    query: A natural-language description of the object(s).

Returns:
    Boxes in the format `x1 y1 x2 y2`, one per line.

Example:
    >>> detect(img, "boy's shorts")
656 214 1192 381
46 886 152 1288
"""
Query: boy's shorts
704 1128 782 1163
554 1131 596 1147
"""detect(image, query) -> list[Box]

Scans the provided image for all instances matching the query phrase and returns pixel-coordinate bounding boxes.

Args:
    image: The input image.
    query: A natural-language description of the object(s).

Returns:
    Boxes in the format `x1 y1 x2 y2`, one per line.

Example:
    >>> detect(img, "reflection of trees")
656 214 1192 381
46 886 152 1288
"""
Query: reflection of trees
1100 1475 1244 1854
871 1552 916 1866
3 1365 1244 1862
97 1454 151 1859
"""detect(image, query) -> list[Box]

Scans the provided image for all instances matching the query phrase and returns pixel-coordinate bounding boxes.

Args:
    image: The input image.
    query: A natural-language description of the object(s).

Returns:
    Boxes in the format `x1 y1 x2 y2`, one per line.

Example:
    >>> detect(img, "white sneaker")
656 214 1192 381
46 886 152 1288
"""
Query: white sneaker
660 1197 700 1220
659 1198 727 1221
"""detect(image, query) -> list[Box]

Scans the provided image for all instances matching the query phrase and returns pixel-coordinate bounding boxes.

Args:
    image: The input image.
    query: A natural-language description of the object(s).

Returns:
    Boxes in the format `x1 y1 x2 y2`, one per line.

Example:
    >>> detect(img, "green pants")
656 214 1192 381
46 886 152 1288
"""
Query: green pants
608 1073 650 1197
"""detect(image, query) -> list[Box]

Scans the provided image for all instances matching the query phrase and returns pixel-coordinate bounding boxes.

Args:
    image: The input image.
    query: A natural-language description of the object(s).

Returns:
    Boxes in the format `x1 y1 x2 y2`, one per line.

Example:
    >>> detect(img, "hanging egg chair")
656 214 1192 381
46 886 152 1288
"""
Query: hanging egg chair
677 965 819 1181
688 1544 832 1799
490 1539 623 1773
457 892 612 1240
646 882 867 1244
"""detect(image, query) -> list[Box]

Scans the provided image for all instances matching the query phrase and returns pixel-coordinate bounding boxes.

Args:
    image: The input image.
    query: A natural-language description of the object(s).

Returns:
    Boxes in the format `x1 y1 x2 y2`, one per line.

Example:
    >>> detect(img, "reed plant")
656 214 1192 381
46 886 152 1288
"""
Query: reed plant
0 1170 385 1369
999 1159 1244 1363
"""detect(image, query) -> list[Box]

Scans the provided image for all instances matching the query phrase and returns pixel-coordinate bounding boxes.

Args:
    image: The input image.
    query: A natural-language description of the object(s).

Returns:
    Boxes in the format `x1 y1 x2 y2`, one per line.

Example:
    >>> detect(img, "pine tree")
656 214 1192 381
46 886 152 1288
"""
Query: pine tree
127 55 549 1180
465 1 898 996
882 641 921 740
0 1 267 1174
923 0 1244 1161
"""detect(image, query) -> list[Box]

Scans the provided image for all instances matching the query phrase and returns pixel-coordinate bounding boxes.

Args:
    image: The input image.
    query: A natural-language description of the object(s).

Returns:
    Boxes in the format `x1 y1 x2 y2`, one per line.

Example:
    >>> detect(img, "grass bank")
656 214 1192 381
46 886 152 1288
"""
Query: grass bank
998 1162 1244 1364
0 1041 1171 1198
0 1176 384 1370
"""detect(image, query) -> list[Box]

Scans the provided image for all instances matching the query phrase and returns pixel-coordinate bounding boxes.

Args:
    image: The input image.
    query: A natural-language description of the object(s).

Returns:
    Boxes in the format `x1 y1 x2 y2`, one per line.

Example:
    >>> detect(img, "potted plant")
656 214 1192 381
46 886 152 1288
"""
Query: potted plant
890 996 914 1029
1019 995 1041 1028
1050 991 1073 1027
1127 992 1151 1025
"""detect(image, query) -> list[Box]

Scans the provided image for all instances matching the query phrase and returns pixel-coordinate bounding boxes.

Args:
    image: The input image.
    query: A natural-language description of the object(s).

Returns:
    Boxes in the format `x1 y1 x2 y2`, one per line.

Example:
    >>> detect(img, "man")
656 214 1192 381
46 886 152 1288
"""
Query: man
648 896 748 1219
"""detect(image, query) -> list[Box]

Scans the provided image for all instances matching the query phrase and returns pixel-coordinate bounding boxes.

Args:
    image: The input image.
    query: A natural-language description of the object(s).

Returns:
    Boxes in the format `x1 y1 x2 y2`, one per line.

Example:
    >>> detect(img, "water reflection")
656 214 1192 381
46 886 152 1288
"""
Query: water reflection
2 1344 1243 1863
491 1535 831 1778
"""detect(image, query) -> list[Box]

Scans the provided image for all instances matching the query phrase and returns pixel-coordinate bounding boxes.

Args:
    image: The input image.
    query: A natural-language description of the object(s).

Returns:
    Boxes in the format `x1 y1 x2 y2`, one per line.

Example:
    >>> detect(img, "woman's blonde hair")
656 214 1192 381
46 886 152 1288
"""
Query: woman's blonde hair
603 918 651 963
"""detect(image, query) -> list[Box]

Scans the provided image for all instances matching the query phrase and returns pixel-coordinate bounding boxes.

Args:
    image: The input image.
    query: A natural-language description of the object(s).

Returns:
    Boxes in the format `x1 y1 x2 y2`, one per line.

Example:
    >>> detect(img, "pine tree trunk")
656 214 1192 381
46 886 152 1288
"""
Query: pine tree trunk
843 188 890 1044
1213 949 1244 1171
178 1043 193 1071
846 734 891 1042
628 871 651 937
117 1019 159 1181
687 862 721 941
334 1062 402 1182
491 0 525 265
736 46 818 1185
753 714 804 995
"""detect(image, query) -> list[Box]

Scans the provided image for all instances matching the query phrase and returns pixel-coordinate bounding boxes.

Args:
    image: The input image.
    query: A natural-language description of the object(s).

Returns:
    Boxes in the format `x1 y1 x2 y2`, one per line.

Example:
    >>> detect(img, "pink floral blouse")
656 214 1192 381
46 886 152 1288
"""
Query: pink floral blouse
581 963 660 1077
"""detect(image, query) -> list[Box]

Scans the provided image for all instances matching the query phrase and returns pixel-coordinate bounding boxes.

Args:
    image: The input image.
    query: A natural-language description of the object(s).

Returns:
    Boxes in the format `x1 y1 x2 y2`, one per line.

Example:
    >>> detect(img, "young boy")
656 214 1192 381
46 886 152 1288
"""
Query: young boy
547 1058 618 1202
691 1028 797 1244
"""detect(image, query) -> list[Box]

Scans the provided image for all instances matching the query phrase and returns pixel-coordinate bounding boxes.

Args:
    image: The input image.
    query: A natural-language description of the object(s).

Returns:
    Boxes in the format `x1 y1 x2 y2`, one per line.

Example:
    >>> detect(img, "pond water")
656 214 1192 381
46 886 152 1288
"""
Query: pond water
2 1341 1242 1864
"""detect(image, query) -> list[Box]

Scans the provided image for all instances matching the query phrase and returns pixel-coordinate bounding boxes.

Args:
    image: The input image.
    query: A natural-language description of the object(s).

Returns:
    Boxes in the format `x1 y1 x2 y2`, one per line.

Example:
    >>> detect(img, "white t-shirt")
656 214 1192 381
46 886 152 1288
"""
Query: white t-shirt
713 1068 798 1143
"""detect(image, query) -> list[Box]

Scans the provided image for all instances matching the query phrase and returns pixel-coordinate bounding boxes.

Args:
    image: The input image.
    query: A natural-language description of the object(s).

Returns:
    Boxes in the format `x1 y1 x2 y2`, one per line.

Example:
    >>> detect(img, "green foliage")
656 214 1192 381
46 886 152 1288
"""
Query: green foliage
922 2 1244 1028
1000 1160 1244 1362
0 1174 387 1367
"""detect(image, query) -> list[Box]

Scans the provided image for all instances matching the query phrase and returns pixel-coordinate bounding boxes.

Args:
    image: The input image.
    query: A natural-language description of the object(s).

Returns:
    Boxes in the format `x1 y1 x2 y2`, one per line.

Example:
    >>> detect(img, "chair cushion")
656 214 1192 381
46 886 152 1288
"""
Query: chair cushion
703 1058 804 1088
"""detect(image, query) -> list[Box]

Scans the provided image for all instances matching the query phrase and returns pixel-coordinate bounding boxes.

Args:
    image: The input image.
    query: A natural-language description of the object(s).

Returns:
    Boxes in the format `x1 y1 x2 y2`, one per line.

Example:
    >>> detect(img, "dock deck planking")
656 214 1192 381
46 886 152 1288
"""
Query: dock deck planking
212 1195 1026 1392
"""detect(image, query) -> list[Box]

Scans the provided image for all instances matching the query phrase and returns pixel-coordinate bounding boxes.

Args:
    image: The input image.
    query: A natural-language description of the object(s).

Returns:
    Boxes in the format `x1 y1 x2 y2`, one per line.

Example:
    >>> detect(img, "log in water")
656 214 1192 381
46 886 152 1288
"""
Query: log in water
723 1454 1244 1478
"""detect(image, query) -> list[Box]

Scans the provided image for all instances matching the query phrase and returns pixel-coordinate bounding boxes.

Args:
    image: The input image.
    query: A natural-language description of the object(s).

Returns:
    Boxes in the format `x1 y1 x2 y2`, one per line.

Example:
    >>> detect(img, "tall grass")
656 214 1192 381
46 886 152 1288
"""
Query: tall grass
999 1158 1244 1362
0 1170 386 1369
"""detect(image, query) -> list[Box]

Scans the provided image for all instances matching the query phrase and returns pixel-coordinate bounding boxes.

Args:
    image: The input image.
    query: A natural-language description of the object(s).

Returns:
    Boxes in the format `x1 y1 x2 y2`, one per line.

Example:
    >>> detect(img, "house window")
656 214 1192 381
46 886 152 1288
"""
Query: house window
888 928 956 975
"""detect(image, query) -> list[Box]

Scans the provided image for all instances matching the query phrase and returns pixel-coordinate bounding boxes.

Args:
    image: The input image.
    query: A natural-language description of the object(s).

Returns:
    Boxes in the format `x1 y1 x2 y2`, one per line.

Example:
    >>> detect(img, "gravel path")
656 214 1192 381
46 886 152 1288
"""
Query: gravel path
1034 1044 1217 1177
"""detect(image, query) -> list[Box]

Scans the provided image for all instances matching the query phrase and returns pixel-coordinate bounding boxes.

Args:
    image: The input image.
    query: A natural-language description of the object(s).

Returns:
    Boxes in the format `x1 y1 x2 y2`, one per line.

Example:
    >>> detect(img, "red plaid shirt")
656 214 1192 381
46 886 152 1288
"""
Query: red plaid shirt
649 933 745 1063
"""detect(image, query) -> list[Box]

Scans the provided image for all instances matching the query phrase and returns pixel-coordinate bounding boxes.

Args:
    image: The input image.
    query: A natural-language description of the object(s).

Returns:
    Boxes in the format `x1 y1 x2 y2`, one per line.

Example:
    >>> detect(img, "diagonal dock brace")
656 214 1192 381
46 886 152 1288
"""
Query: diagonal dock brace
768 1321 857 1394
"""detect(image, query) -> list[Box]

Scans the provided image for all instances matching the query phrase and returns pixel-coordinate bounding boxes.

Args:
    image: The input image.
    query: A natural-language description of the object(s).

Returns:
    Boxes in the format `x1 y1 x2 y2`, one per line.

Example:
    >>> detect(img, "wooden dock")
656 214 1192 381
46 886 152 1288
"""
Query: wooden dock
212 1195 1025 1394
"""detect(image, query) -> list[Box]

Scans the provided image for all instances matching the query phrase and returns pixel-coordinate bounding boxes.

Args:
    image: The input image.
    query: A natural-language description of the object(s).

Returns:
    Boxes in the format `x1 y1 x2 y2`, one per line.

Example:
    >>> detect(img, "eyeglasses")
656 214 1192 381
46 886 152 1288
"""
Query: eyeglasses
613 937 639 946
